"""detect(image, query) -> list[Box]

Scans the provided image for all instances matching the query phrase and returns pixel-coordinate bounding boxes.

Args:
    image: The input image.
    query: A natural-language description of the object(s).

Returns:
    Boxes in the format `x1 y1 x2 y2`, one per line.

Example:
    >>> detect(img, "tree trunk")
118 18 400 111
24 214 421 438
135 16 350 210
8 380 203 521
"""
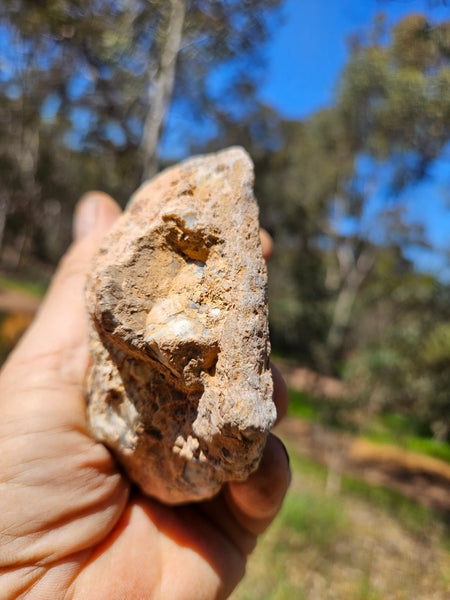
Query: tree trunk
140 0 186 181
326 246 375 362
0 195 10 259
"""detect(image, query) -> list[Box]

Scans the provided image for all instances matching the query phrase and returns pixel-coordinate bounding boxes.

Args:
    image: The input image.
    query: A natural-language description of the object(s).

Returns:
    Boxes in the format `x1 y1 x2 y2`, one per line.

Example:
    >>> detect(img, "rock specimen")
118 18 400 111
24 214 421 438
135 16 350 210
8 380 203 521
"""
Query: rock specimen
85 147 276 504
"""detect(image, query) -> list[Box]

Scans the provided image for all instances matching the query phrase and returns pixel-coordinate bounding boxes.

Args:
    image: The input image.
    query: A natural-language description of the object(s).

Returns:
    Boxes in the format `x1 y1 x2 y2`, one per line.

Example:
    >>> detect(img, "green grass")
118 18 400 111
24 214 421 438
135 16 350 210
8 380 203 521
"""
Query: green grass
407 437 450 462
287 387 359 431
288 448 328 481
288 388 450 463
233 459 349 600
288 448 450 546
277 491 347 550
341 470 440 537
287 388 320 420
355 576 382 600
366 432 450 463
232 446 450 600
0 273 47 297
363 413 450 463
288 448 444 538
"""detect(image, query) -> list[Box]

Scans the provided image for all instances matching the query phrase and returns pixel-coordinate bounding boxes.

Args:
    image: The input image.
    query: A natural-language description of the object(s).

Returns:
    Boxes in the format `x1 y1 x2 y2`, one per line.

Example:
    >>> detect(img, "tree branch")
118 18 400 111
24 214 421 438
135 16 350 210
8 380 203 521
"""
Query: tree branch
326 245 376 361
139 0 186 181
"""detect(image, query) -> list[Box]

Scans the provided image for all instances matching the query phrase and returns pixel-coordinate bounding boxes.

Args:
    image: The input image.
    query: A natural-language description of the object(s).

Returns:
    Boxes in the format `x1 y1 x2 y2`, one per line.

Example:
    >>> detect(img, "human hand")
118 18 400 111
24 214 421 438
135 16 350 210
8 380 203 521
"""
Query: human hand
0 192 290 600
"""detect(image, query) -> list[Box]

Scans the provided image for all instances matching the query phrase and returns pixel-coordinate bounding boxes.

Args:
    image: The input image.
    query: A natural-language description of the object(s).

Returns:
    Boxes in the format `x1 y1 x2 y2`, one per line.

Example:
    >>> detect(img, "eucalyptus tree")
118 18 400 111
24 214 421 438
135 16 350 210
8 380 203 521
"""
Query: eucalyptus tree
256 13 450 370
0 0 282 264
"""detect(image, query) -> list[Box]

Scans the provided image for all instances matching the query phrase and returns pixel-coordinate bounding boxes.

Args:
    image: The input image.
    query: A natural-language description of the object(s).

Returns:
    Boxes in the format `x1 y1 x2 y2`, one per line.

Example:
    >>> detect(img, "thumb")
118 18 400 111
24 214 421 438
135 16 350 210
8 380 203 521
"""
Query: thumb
6 192 122 385
72 191 121 244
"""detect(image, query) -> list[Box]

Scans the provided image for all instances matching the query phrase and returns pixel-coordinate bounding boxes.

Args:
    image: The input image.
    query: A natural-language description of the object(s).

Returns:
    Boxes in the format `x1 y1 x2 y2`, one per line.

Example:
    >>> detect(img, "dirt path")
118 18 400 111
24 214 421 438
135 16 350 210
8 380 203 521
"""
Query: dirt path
0 288 41 314
277 417 450 513
277 360 346 398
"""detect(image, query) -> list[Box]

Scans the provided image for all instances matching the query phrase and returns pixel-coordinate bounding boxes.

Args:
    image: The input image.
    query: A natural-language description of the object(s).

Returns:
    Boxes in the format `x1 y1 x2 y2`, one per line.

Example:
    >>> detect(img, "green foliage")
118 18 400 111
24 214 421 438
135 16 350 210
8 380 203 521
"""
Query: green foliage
423 321 450 365
255 12 450 378
339 14 450 170
288 388 358 431
0 0 282 266
0 273 46 297
345 275 450 441
401 437 450 463
289 385 450 460
358 412 450 462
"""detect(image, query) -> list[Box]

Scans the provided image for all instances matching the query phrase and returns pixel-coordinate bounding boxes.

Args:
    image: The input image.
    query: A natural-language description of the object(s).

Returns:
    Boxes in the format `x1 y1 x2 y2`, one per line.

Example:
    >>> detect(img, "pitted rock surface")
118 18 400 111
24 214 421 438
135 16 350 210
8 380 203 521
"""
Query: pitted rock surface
86 147 276 504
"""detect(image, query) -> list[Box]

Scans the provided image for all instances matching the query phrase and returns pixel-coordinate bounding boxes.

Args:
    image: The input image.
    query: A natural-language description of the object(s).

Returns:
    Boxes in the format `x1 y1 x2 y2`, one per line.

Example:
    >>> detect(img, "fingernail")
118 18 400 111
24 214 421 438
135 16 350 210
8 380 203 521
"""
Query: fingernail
73 194 99 241
280 439 291 469
275 437 292 486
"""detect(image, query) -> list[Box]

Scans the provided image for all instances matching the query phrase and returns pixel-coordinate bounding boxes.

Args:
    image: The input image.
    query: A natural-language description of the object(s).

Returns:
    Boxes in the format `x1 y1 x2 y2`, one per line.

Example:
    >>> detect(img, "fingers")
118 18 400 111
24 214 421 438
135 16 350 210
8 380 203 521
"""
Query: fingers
260 229 273 260
73 191 121 242
271 362 288 424
226 434 291 536
260 228 287 423
259 230 288 422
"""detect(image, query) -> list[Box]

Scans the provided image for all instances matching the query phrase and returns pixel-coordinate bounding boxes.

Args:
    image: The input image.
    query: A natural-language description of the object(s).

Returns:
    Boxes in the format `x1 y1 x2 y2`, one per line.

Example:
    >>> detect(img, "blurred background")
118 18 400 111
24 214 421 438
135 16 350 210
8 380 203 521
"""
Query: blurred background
0 0 449 597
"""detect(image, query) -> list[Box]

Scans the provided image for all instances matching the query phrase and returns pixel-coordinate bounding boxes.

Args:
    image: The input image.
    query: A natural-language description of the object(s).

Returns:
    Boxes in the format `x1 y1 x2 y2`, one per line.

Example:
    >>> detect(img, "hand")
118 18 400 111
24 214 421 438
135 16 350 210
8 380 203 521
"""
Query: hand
0 193 290 600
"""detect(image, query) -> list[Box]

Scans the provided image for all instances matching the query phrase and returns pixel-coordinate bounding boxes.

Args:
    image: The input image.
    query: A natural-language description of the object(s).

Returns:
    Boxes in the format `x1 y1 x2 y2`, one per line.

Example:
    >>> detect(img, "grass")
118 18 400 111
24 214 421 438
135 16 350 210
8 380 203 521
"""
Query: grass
289 449 444 538
0 272 48 363
287 388 321 421
287 387 357 430
0 272 47 297
341 469 440 537
365 431 450 463
363 414 450 463
232 444 450 600
276 490 347 551
288 388 450 463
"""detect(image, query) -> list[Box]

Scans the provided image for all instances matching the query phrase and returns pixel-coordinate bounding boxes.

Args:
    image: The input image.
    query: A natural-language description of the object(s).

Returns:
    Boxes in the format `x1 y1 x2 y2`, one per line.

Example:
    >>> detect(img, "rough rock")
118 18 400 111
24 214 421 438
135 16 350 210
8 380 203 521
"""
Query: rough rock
85 147 276 504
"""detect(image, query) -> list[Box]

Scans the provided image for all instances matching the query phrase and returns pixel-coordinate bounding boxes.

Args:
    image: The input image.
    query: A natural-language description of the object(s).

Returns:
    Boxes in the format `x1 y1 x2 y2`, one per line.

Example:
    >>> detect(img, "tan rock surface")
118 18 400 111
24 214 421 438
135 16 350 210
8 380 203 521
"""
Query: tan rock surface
86 147 276 504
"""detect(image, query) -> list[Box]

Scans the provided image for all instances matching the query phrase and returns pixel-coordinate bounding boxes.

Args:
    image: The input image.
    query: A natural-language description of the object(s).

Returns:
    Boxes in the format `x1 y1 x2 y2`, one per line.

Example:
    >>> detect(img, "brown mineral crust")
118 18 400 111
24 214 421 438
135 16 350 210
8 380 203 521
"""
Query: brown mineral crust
86 147 276 504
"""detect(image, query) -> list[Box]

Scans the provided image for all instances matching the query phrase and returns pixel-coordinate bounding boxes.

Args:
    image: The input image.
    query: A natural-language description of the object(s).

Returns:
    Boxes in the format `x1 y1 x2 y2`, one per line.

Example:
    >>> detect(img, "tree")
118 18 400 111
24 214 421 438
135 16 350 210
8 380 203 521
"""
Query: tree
0 0 282 266
140 0 187 180
346 270 450 441
256 13 450 375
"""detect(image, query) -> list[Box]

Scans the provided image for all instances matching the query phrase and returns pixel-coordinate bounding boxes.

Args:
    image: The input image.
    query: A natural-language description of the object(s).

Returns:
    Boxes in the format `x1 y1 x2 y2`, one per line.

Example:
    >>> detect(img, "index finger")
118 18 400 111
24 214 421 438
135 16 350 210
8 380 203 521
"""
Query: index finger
260 229 273 260
226 434 291 535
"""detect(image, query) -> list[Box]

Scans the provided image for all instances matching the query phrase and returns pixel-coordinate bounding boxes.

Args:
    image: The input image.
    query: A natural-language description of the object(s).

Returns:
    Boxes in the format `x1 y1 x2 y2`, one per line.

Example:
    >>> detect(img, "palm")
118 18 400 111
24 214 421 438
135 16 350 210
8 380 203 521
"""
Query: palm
71 492 249 600
0 383 248 599
0 194 289 600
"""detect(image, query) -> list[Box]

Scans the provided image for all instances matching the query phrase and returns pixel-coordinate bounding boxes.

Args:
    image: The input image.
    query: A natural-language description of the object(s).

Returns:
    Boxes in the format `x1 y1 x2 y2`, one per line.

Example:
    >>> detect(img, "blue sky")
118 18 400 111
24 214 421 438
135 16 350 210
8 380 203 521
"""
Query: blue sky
261 0 450 118
259 0 450 279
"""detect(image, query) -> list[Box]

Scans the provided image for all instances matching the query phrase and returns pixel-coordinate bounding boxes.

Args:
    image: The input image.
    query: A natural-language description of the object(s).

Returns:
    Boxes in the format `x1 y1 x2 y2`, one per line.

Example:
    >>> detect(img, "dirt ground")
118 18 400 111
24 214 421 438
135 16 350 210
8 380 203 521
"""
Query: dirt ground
277 417 450 514
232 436 450 600
0 288 41 314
